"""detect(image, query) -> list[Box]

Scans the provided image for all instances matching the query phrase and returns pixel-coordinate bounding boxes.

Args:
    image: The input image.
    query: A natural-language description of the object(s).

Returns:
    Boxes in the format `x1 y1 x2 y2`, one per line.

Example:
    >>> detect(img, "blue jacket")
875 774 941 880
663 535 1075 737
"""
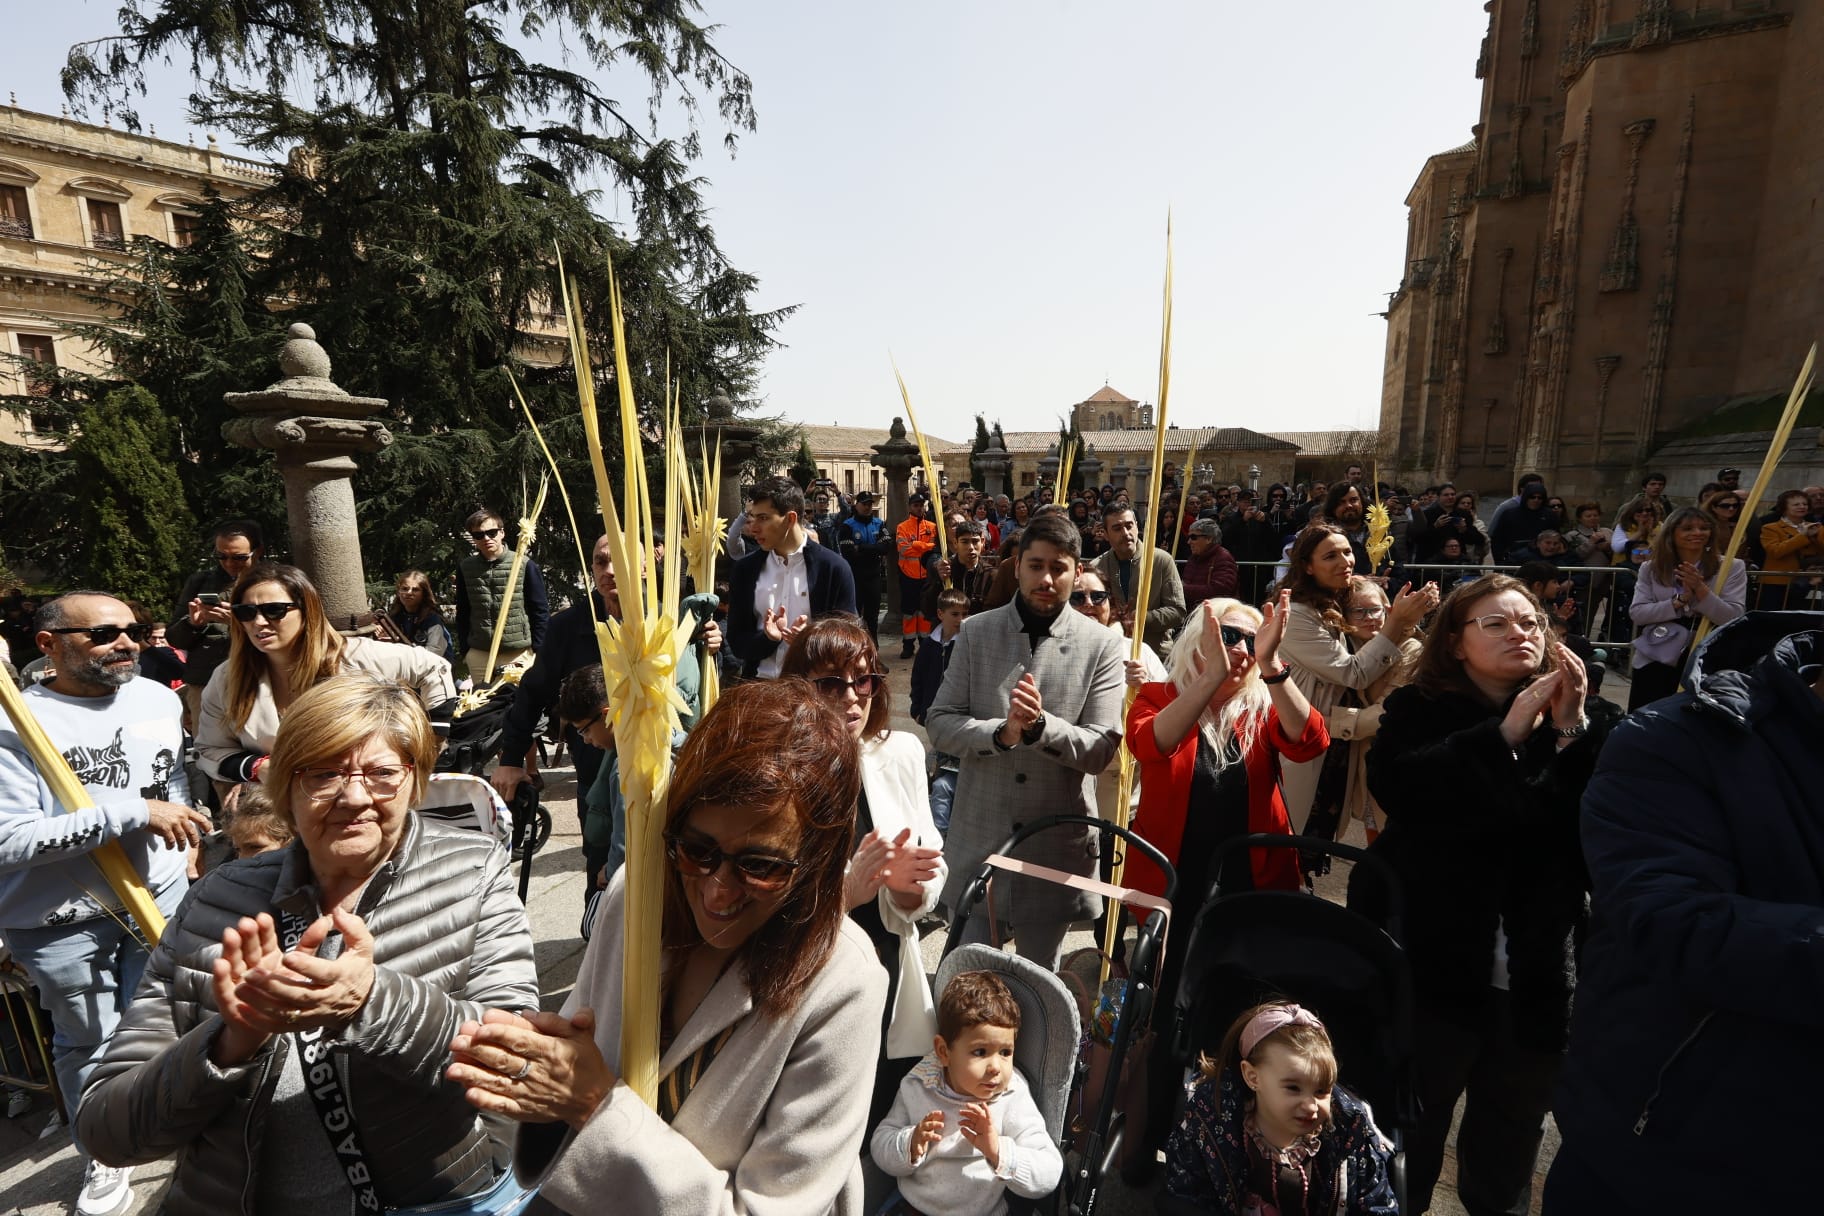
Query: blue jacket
726 540 857 673
907 629 953 724
1556 612 1824 1209
1163 1067 1396 1215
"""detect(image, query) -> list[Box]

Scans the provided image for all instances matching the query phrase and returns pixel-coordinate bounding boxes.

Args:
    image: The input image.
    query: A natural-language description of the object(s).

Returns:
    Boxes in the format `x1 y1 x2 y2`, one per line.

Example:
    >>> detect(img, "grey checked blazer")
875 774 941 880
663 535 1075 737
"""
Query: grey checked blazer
927 599 1126 926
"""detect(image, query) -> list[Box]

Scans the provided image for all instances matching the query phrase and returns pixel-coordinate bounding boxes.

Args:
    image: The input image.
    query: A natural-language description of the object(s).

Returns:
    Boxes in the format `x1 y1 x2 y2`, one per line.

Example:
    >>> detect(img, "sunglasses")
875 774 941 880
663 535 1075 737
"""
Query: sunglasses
45 623 151 645
1712 501 1741 511
215 551 255 563
467 527 503 541
1219 623 1256 653
231 601 299 623
811 673 884 699
1069 590 1110 607
664 832 801 892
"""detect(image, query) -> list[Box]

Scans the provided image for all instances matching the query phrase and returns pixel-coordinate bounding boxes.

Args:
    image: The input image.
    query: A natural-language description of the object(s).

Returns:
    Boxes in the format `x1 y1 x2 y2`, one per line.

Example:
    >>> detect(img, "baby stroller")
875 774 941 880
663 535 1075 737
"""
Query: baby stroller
434 683 552 883
1165 833 1414 1211
945 815 1178 1216
412 772 538 902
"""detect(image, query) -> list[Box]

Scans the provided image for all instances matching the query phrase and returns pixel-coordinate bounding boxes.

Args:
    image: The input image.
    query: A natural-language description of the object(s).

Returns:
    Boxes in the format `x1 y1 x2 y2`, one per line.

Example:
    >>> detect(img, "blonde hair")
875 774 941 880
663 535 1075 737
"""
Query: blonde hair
261 674 438 827
1166 599 1270 771
225 563 345 733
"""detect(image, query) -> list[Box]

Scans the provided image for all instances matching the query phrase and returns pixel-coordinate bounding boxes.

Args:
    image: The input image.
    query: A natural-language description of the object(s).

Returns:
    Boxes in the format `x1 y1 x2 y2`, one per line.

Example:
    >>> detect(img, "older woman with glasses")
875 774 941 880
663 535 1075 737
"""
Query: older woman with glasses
76 675 538 1214
780 614 945 1124
1352 574 1619 1216
447 680 889 1215
197 563 456 800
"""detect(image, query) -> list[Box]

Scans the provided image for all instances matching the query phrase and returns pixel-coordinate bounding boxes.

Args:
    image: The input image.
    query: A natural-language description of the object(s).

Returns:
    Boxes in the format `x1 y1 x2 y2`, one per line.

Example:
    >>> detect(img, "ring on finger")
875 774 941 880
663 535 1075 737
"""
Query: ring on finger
510 1057 533 1081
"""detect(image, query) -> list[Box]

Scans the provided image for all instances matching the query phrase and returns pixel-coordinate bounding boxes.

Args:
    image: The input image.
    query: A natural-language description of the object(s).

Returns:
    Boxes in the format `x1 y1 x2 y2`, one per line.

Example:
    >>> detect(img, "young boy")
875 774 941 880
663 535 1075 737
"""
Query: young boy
557 663 622 915
909 588 969 835
870 970 1062 1216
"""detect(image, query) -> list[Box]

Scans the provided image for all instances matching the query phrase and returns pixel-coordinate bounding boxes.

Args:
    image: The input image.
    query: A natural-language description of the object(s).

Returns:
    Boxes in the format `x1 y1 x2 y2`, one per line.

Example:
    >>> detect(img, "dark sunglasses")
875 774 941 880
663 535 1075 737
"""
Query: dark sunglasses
811 673 884 699
664 833 801 891
467 527 503 540
231 601 299 623
214 551 255 563
1069 590 1110 607
45 623 151 645
1712 500 1741 511
1219 623 1256 654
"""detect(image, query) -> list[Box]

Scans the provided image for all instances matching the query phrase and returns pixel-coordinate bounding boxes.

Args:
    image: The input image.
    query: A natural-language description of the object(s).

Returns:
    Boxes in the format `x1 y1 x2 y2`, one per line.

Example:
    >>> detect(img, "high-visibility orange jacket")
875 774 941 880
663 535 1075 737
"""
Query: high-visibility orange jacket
896 517 937 580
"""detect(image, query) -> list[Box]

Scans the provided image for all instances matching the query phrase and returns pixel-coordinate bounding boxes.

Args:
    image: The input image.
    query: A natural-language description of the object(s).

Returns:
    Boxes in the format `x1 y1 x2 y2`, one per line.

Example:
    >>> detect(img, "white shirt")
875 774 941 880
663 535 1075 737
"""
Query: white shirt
755 537 812 679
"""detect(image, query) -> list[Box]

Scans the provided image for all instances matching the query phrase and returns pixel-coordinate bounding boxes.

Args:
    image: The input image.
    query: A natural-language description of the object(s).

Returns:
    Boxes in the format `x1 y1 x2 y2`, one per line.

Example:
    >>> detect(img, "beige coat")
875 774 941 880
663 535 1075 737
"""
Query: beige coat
197 635 456 783
516 878 888 1216
1325 636 1423 831
1276 601 1406 832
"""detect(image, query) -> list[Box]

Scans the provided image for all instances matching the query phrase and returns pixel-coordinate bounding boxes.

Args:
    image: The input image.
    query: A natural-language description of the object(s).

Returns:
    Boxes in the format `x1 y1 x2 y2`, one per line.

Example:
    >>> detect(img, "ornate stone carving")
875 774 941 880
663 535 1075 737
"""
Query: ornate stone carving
1520 0 1541 58
1502 105 1532 199
1484 247 1514 355
1639 97 1695 454
1600 119 1655 293
1559 0 1592 83
1631 0 1673 49
1592 354 1622 443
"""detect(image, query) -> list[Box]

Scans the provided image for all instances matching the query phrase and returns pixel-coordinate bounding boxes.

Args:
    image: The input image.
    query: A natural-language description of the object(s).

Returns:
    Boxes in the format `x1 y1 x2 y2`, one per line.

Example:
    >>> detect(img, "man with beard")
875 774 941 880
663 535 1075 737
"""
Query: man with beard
1093 503 1187 658
0 592 211 1215
928 514 1124 968
1320 480 1379 576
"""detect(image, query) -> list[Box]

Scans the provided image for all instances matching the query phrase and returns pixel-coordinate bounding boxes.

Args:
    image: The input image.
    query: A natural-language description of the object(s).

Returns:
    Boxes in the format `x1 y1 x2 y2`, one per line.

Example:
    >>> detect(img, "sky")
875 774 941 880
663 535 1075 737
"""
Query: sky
3 1 1489 444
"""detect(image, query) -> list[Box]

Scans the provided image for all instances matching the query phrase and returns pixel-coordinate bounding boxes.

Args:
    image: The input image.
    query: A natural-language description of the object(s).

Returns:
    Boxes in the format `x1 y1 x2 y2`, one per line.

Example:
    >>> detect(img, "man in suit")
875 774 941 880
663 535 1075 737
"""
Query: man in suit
727 476 857 678
927 513 1125 969
1093 503 1187 659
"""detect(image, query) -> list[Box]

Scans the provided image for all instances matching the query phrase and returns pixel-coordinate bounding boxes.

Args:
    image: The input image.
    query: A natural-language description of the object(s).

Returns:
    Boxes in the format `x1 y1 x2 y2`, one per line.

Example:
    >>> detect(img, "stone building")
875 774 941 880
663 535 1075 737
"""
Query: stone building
932 424 1296 502
799 424 956 499
1071 383 1154 432
1379 1 1820 505
0 103 275 445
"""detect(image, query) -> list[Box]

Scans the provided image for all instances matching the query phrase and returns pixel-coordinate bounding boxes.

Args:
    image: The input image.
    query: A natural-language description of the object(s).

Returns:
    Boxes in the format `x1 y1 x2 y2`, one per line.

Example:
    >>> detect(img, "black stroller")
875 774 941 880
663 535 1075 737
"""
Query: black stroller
1162 834 1415 1212
429 682 552 900
945 815 1178 1216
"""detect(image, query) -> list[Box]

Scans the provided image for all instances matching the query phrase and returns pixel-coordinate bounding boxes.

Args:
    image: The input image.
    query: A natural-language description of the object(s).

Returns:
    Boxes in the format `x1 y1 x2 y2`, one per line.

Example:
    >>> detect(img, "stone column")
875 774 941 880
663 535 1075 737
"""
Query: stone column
1077 443 1104 492
681 395 764 527
870 419 919 631
1111 459 1131 491
222 324 391 630
1037 442 1060 502
976 432 1011 499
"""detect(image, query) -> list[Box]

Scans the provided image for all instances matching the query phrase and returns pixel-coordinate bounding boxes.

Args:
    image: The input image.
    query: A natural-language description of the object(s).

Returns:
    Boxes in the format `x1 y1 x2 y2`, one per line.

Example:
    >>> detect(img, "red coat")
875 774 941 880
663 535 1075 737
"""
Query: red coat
1124 681 1329 897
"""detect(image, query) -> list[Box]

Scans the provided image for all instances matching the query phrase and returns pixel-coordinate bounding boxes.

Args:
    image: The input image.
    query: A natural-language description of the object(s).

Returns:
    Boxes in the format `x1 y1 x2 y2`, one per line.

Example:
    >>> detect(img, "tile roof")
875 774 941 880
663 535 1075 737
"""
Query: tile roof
799 424 957 459
1264 430 1382 456
987 427 1297 455
1080 384 1138 405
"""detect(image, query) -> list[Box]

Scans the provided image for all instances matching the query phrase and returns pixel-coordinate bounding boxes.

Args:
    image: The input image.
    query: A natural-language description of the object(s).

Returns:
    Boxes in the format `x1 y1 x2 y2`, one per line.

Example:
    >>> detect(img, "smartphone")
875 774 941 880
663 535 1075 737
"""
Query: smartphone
198 593 221 607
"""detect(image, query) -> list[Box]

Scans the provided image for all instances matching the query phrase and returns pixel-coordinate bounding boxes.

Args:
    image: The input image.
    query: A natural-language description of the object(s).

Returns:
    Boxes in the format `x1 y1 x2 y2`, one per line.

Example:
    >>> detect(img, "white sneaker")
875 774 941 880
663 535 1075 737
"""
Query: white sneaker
76 1159 134 1216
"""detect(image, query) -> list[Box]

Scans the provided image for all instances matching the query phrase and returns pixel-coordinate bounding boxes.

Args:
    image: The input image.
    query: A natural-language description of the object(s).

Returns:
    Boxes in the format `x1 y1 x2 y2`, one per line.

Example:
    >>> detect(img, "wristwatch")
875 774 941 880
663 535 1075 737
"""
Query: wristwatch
1261 664 1293 685
1554 719 1589 739
1021 713 1047 743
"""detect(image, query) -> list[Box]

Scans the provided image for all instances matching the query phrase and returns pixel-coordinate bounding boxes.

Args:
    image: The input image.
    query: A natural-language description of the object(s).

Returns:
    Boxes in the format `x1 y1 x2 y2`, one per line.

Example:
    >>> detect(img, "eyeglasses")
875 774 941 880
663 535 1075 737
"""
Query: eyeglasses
231 601 299 623
215 551 255 563
1468 613 1545 636
44 623 151 645
664 832 801 892
467 527 503 541
1069 590 1110 607
1347 605 1387 621
295 764 413 801
811 673 884 700
1712 501 1741 512
565 707 609 734
1219 623 1256 653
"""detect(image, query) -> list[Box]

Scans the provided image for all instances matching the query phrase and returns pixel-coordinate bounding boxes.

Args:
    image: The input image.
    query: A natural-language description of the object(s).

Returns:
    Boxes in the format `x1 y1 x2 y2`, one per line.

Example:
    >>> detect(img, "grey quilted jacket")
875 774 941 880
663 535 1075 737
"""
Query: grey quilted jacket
74 815 538 1215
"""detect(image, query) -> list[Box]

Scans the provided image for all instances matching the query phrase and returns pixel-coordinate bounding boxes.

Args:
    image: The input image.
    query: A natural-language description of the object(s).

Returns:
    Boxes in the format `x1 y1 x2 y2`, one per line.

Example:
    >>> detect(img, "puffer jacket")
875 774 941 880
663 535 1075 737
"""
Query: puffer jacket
74 815 537 1215
1554 613 1824 1210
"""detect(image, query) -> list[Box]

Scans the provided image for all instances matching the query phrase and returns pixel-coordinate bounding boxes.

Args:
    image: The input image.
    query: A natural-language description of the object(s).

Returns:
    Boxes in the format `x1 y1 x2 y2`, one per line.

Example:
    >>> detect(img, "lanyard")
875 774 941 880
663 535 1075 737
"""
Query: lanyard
277 906 386 1213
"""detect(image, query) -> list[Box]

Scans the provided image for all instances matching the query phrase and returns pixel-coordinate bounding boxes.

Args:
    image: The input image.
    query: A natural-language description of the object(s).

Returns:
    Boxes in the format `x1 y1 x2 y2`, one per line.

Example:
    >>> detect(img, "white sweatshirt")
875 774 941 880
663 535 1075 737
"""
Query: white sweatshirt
870 1052 1063 1216
0 676 191 929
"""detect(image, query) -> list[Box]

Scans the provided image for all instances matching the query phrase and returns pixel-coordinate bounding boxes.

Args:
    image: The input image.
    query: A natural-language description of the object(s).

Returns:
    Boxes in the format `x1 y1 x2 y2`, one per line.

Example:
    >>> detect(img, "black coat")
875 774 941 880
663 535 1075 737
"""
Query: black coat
1350 680 1619 1050
1554 614 1824 1210
726 540 858 672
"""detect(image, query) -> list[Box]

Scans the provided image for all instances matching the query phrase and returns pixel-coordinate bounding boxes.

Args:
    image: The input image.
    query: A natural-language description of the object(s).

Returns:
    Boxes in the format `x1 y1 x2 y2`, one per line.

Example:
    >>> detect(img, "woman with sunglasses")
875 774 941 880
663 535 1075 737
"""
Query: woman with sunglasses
448 680 888 1215
1273 525 1438 835
1352 574 1619 1216
1125 589 1327 1164
779 615 945 1123
197 562 455 798
78 674 538 1214
1626 506 1747 711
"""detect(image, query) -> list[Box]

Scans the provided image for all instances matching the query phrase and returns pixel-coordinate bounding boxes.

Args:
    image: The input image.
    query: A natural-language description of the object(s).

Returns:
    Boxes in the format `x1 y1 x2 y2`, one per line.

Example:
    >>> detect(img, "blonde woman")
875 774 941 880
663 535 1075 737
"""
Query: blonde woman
198 563 455 793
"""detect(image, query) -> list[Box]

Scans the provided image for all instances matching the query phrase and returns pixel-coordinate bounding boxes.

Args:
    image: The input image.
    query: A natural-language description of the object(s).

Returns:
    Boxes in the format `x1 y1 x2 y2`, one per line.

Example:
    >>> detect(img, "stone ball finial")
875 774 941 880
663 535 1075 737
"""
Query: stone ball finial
279 323 332 381
705 394 736 420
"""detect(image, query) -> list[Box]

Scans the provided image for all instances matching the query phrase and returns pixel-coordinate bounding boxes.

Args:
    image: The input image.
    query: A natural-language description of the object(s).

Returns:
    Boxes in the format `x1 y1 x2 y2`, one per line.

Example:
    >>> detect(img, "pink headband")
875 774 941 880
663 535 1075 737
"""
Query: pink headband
1240 1005 1324 1059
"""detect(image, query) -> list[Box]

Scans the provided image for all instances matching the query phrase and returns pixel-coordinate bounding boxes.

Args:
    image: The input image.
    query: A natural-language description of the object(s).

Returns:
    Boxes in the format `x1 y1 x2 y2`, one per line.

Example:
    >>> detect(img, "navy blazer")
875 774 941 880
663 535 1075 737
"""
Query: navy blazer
727 540 858 671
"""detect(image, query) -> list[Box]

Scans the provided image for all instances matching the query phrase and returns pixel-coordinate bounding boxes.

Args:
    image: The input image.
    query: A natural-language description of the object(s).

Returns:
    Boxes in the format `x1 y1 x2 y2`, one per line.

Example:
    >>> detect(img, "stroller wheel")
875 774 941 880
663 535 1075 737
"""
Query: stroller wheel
510 802 553 861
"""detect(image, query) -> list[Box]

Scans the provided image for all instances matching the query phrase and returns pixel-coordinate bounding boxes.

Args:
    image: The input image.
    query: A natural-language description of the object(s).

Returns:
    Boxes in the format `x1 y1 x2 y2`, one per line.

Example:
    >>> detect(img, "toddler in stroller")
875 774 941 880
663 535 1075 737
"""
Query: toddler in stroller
871 969 1064 1215
1160 1001 1397 1215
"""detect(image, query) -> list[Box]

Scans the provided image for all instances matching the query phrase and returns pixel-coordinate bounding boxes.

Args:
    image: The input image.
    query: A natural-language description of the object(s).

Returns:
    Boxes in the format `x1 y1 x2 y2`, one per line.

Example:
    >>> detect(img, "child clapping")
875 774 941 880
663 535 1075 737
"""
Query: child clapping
870 971 1062 1216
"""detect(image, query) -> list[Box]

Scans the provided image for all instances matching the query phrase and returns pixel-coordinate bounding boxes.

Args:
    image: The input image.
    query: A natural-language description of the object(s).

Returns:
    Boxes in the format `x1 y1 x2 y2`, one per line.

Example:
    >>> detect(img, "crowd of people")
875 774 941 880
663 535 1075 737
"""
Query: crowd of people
0 457 1817 1216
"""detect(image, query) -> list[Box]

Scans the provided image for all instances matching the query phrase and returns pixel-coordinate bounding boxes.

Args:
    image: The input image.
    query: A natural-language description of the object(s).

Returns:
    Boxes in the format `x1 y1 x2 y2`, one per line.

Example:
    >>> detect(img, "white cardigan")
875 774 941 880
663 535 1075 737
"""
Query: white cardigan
1276 601 1404 832
859 731 949 1058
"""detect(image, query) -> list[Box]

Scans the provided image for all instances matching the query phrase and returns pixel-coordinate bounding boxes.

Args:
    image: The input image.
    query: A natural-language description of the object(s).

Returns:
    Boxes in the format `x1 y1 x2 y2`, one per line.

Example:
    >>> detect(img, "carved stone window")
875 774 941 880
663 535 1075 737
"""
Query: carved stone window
0 183 30 239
